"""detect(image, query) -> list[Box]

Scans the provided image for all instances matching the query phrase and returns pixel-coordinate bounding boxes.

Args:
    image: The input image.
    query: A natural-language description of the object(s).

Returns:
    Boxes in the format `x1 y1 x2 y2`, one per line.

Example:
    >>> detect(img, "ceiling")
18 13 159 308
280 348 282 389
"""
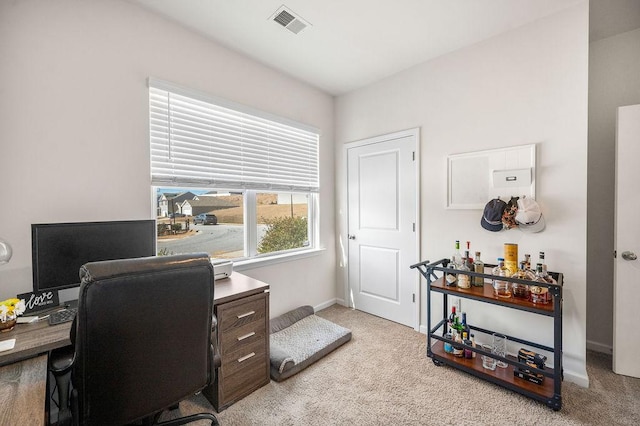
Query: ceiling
129 0 635 96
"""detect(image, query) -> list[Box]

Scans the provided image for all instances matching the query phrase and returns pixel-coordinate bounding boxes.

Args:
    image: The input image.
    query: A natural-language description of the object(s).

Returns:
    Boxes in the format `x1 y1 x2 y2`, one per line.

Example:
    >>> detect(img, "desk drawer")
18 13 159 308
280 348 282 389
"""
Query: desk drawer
220 355 269 405
221 339 267 378
220 319 266 356
218 294 267 333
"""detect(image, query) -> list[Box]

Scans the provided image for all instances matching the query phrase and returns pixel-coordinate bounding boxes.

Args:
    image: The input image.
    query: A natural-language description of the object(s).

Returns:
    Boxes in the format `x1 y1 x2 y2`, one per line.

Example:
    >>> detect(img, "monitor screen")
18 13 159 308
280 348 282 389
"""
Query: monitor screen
32 220 156 293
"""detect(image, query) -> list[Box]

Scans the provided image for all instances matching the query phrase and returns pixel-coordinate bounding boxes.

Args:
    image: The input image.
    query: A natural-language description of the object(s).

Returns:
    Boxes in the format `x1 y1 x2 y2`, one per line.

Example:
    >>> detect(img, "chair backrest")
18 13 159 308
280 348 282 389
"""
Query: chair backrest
71 253 214 425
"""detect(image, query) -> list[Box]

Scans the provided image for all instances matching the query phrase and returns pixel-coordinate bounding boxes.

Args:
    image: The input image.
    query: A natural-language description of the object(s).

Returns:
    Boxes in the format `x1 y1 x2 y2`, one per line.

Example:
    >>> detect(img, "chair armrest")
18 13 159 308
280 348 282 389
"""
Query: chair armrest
49 345 75 374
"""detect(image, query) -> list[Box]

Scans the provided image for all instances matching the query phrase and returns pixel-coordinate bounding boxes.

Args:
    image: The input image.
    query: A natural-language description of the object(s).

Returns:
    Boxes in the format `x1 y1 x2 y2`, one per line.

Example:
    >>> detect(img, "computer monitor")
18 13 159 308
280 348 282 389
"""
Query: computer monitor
31 220 156 293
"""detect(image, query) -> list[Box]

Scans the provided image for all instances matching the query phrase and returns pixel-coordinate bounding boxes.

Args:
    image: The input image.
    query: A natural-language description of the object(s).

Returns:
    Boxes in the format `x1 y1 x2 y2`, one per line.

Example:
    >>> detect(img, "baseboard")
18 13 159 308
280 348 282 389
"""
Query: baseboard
586 339 613 354
314 298 339 312
563 369 590 388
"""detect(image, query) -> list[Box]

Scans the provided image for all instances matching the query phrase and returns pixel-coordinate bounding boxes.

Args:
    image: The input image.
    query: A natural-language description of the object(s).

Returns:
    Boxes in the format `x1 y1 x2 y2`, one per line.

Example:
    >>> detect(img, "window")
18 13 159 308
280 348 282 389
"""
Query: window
149 79 319 262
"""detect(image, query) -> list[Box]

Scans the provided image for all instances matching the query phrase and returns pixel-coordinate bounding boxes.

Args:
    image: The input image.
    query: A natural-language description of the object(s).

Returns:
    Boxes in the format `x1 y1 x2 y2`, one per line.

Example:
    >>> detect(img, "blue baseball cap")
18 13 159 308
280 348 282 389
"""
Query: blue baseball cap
481 198 507 232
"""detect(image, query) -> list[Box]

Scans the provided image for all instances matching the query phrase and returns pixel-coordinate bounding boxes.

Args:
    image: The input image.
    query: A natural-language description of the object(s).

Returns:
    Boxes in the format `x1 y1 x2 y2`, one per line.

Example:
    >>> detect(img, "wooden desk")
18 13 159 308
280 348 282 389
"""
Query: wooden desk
0 354 48 426
0 319 72 367
0 317 72 426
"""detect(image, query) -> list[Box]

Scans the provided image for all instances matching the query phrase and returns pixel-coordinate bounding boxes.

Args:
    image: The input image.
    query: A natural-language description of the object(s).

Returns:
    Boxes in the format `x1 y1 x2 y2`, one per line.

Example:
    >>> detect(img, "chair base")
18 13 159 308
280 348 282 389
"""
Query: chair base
155 412 219 426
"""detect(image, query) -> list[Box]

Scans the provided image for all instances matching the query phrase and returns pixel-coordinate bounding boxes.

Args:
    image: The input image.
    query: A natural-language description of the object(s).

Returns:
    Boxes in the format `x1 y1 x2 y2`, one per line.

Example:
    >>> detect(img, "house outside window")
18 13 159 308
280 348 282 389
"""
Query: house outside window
149 79 319 262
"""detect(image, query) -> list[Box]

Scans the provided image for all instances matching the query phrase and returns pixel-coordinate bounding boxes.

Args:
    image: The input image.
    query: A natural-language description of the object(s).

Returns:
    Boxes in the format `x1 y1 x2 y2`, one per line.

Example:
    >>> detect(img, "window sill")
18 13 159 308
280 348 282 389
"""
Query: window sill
233 247 326 272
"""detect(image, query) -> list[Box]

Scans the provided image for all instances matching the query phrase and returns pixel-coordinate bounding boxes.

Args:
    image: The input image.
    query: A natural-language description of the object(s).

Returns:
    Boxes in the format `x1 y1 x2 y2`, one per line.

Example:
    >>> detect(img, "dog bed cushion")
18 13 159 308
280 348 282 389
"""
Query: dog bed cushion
269 305 352 382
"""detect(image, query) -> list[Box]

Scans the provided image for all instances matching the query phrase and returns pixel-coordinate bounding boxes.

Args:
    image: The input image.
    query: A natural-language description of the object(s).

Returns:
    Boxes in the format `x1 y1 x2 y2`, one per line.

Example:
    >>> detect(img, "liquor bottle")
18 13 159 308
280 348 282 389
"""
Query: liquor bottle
453 327 465 357
473 251 485 287
523 254 531 270
511 261 534 299
452 240 463 267
461 312 471 337
463 332 473 359
492 257 512 298
538 252 547 274
446 240 463 286
530 264 552 304
536 253 556 284
457 255 471 289
465 241 474 264
470 333 477 358
539 252 557 284
464 250 473 270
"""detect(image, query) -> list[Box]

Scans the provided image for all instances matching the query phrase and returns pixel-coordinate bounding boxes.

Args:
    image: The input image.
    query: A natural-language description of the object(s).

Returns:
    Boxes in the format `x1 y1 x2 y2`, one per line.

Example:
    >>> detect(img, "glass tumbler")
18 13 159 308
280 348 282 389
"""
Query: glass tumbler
481 343 496 370
492 333 508 368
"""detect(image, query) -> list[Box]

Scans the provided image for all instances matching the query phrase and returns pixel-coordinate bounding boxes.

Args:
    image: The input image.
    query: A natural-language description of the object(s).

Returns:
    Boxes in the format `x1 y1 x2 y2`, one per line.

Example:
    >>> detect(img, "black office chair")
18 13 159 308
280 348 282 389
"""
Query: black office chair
62 253 219 426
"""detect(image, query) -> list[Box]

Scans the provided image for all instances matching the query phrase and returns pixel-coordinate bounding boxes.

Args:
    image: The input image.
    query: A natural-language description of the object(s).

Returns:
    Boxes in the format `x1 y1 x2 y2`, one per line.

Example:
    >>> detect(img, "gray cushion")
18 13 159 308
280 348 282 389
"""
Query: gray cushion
269 306 352 382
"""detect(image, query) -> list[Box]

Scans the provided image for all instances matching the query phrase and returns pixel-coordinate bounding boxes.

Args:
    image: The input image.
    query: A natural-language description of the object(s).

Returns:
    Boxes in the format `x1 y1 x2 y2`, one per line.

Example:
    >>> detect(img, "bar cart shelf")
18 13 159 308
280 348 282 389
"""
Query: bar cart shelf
410 259 563 411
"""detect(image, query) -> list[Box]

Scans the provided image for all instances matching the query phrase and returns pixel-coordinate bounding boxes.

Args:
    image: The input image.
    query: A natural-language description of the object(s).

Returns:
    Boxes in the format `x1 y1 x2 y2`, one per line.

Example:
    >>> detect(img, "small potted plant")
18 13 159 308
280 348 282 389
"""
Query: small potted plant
0 298 26 332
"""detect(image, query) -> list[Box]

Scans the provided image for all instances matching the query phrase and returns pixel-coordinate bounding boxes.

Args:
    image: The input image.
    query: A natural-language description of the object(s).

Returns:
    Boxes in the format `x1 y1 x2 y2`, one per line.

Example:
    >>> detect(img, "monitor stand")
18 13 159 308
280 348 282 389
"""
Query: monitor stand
64 299 78 309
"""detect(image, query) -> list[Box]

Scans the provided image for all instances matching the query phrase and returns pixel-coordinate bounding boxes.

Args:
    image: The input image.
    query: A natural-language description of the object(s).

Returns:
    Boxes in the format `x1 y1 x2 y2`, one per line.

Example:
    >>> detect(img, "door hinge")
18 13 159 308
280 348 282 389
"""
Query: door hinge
412 151 415 161
412 293 416 303
614 250 617 258
413 222 415 232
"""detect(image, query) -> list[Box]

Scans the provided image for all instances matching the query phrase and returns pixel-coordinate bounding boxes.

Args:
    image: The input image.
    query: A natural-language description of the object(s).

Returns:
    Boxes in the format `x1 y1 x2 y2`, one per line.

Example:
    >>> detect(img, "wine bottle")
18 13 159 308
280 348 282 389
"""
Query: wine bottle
461 312 471 337
448 306 457 331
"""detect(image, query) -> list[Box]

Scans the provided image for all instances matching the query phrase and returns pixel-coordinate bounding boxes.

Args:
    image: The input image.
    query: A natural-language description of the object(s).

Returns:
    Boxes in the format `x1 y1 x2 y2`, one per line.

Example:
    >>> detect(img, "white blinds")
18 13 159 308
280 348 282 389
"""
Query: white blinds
149 82 319 192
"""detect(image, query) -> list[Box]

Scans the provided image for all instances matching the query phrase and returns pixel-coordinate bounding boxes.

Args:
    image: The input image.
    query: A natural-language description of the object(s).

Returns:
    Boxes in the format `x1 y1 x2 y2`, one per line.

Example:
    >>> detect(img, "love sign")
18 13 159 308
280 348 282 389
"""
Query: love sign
17 290 60 314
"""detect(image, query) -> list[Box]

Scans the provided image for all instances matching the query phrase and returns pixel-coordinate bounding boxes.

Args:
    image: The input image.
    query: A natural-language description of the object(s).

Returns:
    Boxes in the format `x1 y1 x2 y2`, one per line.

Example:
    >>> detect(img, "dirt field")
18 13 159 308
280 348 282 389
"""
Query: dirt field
215 203 308 224
157 202 308 227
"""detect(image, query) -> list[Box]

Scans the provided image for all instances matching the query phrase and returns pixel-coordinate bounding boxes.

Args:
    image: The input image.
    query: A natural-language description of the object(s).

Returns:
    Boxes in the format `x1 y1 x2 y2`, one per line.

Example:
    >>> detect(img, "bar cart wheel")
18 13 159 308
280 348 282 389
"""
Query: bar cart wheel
432 359 444 366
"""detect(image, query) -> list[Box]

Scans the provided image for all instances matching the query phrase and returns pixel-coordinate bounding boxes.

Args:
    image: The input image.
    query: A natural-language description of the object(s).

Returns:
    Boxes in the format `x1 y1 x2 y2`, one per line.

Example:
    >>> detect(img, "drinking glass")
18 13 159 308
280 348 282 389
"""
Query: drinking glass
481 343 496 370
492 333 508 368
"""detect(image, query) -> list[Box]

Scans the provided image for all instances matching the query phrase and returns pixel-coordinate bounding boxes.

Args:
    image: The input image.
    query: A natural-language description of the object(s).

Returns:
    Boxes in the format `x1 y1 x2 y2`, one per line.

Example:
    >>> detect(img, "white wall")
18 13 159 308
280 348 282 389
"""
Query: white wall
587 27 640 353
335 3 589 385
0 0 336 318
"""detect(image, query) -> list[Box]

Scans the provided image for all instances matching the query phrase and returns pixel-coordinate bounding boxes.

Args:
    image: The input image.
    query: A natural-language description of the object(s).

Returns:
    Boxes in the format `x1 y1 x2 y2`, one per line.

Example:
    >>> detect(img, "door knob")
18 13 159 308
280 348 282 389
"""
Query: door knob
348 234 356 240
621 251 637 261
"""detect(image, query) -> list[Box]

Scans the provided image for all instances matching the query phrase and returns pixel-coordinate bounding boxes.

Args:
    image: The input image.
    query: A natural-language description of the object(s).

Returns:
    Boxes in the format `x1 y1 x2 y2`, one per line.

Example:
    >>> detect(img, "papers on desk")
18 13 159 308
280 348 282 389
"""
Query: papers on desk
17 316 39 324
0 339 16 352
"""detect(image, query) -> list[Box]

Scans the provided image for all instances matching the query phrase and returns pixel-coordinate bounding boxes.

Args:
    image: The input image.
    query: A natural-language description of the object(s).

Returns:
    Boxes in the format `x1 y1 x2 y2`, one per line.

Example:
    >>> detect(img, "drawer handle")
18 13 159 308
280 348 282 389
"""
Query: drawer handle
237 331 256 341
237 352 256 363
237 310 255 319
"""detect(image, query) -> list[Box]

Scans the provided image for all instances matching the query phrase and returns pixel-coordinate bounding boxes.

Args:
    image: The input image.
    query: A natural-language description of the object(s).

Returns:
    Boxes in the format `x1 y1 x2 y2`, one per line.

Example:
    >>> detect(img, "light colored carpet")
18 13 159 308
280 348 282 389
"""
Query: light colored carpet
171 304 640 425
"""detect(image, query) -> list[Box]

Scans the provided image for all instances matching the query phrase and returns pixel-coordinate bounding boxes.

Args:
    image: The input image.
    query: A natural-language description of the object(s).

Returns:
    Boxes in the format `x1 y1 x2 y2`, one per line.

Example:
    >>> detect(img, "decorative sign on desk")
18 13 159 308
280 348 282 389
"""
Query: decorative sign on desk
17 290 59 314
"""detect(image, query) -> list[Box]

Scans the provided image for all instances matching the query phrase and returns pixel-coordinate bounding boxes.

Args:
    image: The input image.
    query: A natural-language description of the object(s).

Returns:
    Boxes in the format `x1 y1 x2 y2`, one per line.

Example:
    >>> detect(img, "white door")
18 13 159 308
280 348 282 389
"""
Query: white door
346 130 419 328
613 104 640 378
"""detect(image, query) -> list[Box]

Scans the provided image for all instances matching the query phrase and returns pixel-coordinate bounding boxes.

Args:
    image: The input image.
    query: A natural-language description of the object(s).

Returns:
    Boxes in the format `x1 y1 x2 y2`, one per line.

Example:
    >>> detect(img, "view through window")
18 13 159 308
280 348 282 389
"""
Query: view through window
156 189 310 260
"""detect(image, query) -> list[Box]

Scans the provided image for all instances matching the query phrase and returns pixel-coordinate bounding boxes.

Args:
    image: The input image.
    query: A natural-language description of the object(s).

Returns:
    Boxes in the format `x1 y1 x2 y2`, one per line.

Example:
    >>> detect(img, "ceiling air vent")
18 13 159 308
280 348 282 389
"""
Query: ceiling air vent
271 6 310 34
